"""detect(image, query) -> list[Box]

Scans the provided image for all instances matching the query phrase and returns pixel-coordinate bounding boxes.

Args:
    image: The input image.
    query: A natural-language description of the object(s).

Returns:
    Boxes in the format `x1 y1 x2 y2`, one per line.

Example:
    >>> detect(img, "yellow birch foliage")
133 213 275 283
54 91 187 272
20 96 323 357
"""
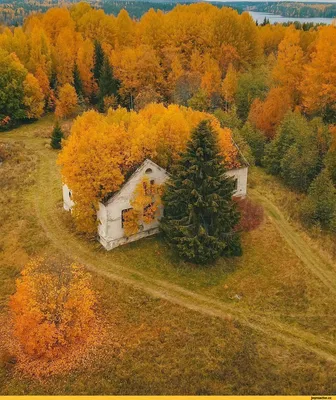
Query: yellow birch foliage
301 25 336 115
41 7 75 45
58 111 127 233
75 8 116 46
115 9 135 47
27 25 52 78
259 24 286 56
77 38 97 98
221 63 238 106
9 258 99 377
54 27 78 86
201 55 222 96
272 26 304 102
168 55 184 91
111 45 164 104
23 72 44 119
55 83 78 119
35 65 50 97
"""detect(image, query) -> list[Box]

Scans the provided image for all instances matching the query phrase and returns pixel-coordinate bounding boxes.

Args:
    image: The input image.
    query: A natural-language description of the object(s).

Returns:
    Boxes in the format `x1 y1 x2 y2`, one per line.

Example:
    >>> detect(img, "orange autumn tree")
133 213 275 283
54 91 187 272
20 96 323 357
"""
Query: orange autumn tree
58 110 127 232
272 26 304 104
55 83 78 119
58 104 239 233
77 38 97 99
221 63 238 111
301 25 336 118
23 72 45 119
248 87 293 139
123 176 163 237
9 258 99 375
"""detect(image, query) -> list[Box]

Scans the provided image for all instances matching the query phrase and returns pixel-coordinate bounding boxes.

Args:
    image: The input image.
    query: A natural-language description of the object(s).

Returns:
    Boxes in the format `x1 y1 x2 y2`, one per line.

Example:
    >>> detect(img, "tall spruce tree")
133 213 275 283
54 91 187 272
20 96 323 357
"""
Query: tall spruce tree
73 63 83 97
93 40 104 82
50 121 64 150
300 169 336 230
98 56 120 112
161 120 242 264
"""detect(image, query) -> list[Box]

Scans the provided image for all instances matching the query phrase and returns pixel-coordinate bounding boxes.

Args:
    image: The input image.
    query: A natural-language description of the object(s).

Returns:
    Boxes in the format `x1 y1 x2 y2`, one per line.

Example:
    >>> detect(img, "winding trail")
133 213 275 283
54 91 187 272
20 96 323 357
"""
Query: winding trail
3 132 336 363
251 190 336 295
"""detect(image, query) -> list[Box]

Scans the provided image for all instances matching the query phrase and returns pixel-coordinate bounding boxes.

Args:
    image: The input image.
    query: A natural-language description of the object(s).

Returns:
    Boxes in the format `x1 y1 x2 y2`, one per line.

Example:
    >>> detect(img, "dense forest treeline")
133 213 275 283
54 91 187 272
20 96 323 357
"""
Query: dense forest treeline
0 0 193 25
0 2 336 232
2 0 336 27
244 2 336 19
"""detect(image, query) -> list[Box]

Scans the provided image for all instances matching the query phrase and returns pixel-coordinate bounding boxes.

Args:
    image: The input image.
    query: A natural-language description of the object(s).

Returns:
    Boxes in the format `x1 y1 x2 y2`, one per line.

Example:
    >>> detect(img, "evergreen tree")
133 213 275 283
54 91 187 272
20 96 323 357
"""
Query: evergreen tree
50 121 64 150
161 120 242 264
239 122 266 166
93 40 104 83
98 56 120 112
214 106 242 130
300 169 336 231
187 89 210 112
73 63 83 97
324 147 336 186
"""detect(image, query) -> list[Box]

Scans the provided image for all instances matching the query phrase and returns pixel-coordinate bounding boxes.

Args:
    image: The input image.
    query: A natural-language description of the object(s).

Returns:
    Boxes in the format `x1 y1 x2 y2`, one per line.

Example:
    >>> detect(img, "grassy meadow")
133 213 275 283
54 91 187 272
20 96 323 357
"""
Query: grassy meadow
0 116 335 395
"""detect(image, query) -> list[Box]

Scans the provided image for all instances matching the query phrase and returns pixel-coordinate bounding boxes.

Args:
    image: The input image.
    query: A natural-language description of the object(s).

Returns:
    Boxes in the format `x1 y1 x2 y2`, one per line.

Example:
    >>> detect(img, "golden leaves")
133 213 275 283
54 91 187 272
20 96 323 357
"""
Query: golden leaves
9 258 103 377
55 83 78 119
23 72 44 119
301 25 336 115
123 177 162 237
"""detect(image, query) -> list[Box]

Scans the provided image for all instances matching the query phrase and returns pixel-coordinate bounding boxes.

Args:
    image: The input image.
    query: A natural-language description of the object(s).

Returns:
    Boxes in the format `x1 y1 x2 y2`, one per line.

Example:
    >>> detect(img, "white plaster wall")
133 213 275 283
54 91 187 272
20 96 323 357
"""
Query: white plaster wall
62 184 74 211
225 166 248 197
97 202 107 238
98 160 169 249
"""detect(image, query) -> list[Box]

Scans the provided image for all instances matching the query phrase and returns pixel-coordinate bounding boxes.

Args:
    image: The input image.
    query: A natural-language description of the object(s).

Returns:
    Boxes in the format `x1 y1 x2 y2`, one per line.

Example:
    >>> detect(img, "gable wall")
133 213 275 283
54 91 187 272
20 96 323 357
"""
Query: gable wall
226 166 248 198
62 184 74 211
98 161 169 249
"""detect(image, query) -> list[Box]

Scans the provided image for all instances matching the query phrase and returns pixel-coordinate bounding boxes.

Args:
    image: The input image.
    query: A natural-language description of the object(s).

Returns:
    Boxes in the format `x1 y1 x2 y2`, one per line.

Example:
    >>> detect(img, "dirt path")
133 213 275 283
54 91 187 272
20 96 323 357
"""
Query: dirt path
25 143 335 364
251 190 336 295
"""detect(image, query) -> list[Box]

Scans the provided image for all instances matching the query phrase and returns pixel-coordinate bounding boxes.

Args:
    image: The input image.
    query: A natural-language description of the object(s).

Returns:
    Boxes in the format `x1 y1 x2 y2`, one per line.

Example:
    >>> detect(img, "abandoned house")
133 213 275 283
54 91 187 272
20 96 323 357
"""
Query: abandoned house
63 158 248 251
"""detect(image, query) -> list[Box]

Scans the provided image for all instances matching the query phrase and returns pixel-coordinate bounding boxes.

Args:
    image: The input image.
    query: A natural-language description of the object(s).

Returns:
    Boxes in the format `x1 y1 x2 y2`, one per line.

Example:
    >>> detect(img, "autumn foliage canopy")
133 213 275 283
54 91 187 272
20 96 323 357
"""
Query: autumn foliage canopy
1 2 336 129
10 259 98 363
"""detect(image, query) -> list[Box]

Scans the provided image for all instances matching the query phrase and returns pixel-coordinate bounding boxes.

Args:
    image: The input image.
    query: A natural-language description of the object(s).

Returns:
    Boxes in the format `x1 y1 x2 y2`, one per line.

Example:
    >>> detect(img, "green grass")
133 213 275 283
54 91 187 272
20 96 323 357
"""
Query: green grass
249 167 336 262
0 117 336 395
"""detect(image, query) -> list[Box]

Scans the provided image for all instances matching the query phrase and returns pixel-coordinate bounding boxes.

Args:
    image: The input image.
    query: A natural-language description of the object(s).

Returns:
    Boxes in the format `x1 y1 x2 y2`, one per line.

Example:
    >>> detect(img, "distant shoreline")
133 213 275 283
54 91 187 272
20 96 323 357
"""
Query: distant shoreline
210 1 336 20
248 10 335 24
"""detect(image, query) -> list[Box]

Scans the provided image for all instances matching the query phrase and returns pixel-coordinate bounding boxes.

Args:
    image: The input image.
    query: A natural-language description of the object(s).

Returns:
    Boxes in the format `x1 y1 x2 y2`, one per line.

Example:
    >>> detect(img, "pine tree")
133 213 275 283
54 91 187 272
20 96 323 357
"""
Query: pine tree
301 169 336 231
93 40 104 83
98 56 120 112
73 63 83 97
51 121 64 150
161 120 242 264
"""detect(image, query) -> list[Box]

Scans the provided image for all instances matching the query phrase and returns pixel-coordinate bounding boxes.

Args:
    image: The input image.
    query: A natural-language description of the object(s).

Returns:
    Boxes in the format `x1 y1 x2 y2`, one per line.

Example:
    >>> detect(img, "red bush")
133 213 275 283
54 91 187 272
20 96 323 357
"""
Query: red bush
234 197 264 232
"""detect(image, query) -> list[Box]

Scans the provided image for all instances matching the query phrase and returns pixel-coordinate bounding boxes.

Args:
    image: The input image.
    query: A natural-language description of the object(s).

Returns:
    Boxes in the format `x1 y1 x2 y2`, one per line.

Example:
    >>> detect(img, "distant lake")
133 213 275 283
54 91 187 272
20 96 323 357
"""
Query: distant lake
248 11 335 25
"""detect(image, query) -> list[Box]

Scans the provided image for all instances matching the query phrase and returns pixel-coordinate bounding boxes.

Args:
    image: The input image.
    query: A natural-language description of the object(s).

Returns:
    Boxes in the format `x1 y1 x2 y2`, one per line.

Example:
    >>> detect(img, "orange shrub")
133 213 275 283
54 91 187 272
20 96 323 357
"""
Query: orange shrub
10 259 98 360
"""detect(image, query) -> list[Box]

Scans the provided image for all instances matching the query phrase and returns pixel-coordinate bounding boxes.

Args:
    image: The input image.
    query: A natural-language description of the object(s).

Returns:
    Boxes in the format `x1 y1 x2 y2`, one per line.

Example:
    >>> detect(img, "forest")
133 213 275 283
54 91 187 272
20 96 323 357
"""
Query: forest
2 1 336 26
1 2 336 393
0 0 189 25
0 1 335 234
